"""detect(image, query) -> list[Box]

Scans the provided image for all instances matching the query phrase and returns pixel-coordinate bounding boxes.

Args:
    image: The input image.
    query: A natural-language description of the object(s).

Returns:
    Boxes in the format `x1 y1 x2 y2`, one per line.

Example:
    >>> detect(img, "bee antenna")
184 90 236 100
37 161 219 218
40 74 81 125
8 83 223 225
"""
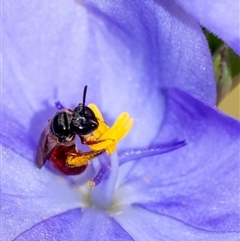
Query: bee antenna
82 85 88 107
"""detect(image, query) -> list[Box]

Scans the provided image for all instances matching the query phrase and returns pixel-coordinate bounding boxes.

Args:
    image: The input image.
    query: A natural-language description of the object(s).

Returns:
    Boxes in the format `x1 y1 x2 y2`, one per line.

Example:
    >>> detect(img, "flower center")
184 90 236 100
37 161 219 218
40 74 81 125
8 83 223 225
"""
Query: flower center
73 103 134 209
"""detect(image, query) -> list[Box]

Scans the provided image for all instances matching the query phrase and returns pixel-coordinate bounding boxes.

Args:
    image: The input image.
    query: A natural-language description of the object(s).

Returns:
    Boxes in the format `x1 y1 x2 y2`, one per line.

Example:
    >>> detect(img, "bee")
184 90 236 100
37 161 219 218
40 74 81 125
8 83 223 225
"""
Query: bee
36 86 105 175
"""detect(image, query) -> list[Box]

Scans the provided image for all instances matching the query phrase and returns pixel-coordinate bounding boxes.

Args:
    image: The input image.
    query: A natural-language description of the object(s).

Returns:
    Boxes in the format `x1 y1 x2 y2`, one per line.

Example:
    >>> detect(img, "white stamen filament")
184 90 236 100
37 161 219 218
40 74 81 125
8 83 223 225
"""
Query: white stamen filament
90 152 119 209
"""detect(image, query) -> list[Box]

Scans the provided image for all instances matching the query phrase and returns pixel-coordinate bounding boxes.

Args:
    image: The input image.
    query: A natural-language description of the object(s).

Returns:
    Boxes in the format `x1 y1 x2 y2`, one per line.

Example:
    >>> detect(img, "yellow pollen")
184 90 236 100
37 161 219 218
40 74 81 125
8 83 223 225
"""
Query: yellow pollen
88 104 134 154
87 181 96 188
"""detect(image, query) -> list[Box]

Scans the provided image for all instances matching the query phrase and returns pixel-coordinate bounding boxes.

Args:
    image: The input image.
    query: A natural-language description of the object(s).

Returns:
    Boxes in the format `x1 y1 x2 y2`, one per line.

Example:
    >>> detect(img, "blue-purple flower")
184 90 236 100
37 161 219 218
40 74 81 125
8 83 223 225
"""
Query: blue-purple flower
2 0 240 240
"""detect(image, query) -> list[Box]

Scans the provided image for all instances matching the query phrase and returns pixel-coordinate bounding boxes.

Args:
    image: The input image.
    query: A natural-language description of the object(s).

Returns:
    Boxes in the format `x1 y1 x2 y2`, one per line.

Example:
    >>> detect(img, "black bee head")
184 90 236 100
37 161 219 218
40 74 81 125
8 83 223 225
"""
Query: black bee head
70 104 99 136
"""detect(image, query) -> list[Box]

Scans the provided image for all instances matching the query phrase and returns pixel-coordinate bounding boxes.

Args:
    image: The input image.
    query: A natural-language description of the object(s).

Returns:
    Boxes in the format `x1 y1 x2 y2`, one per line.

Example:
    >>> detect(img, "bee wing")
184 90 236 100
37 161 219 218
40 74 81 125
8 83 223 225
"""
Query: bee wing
36 127 57 168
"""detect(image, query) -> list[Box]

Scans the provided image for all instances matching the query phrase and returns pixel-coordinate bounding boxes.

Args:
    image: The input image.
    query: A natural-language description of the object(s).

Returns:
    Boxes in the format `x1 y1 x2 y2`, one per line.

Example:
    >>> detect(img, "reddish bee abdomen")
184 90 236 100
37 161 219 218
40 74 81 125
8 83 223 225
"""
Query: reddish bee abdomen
49 145 88 175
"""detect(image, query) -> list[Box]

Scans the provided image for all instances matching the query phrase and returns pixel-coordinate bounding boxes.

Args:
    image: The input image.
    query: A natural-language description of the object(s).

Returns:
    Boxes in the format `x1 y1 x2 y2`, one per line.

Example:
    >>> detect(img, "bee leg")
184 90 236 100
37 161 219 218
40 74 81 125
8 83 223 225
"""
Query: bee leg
80 136 111 146
55 101 65 110
66 149 105 167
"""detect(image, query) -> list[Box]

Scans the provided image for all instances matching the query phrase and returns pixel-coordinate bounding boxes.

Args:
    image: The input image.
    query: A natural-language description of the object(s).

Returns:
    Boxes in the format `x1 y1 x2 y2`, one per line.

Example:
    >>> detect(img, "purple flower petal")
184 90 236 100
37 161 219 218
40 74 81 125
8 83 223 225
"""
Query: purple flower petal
2 1 238 239
3 0 215 150
14 208 134 241
117 89 240 232
1 145 82 240
114 206 238 241
174 0 240 54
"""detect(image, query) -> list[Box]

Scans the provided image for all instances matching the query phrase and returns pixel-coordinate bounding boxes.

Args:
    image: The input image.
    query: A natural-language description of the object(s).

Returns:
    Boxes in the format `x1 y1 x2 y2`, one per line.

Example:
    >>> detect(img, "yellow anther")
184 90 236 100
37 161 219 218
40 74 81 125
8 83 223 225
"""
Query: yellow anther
88 104 134 154
88 103 110 138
